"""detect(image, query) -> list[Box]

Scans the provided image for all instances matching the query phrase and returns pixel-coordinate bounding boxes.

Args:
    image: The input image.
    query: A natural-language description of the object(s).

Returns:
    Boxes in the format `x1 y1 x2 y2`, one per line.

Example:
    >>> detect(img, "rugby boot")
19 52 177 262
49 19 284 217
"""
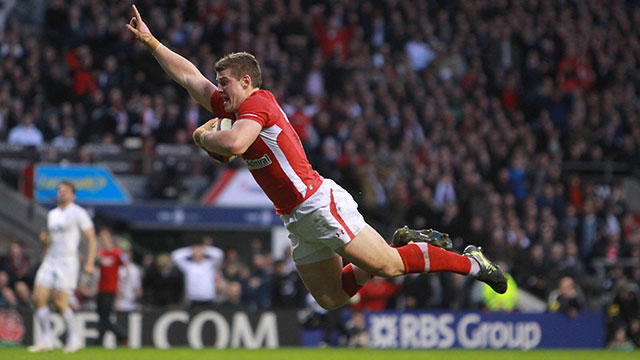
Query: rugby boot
27 344 53 353
463 245 508 294
392 225 453 250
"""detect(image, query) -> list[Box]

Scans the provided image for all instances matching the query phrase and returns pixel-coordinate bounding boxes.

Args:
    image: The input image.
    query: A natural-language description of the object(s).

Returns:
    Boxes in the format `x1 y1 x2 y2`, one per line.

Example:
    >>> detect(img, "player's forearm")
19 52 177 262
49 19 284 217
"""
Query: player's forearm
86 232 97 265
200 130 241 156
171 246 192 262
204 246 223 260
152 45 202 90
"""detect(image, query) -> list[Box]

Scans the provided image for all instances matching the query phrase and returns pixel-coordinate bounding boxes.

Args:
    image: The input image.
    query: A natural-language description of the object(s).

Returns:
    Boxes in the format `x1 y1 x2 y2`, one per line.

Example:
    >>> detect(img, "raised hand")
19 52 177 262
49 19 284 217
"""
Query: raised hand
125 5 159 51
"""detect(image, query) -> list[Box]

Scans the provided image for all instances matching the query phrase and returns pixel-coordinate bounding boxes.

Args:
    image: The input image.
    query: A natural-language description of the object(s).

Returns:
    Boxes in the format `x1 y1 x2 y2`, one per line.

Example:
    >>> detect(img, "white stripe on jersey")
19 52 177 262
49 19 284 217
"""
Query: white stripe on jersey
260 125 308 197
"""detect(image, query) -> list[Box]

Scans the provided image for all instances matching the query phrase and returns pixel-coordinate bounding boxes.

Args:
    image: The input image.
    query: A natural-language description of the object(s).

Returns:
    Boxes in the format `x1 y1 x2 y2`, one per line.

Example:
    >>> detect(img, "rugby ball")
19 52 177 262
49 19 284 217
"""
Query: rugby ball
205 117 237 163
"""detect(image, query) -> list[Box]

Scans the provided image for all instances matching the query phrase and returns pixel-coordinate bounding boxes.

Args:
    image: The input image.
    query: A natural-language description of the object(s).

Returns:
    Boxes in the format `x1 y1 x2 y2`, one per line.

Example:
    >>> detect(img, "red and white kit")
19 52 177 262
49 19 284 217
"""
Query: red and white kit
210 90 365 264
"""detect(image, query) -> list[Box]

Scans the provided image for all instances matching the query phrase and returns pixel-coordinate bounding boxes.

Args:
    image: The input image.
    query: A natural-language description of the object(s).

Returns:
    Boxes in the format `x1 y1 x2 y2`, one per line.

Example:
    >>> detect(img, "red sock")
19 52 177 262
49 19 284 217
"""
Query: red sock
396 243 471 275
341 263 373 297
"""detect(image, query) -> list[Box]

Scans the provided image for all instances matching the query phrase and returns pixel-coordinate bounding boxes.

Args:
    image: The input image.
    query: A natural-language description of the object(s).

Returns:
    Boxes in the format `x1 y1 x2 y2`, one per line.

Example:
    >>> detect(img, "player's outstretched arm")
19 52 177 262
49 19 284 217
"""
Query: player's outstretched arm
125 5 215 112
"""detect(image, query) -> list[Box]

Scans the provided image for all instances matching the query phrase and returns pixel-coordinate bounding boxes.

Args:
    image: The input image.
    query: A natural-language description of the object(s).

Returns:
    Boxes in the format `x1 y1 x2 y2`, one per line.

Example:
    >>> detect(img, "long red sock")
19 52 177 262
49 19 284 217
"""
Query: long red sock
396 243 471 275
341 263 373 297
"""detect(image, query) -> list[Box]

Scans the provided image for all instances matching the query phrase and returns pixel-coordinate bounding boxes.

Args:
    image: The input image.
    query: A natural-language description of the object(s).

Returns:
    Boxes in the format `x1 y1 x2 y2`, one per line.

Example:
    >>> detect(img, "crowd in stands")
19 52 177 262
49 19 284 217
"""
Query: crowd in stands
1 0 640 347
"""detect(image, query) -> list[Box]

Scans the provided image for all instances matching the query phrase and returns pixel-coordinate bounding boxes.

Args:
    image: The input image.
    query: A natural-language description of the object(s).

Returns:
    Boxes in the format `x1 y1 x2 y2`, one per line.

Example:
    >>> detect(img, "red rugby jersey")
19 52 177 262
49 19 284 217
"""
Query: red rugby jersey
210 90 323 214
97 247 126 293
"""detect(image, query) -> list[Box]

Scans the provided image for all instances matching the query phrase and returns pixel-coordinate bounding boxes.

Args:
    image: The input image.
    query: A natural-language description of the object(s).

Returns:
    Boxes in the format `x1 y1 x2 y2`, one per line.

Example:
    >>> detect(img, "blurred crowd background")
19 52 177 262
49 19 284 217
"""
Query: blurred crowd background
1 0 639 349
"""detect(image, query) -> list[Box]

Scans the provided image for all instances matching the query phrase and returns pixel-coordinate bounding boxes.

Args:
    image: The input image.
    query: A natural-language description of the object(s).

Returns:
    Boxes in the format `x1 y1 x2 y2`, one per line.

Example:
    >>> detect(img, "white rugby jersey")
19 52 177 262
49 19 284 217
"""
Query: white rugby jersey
46 203 93 259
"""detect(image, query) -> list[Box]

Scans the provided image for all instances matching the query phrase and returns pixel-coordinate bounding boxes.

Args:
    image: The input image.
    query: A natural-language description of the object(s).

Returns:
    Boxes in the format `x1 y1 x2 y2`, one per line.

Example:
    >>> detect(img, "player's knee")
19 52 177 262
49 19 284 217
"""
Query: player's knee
313 290 347 310
315 297 343 311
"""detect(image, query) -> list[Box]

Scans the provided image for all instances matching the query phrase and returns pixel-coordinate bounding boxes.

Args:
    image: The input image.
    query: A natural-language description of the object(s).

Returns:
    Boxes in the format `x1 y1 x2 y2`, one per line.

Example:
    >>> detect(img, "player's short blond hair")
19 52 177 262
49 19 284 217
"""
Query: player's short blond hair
215 52 262 88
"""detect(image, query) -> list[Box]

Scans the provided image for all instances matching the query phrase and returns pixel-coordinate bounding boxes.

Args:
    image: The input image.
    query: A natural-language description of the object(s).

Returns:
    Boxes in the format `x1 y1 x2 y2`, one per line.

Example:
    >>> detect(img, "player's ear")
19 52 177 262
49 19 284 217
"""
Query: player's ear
243 75 251 89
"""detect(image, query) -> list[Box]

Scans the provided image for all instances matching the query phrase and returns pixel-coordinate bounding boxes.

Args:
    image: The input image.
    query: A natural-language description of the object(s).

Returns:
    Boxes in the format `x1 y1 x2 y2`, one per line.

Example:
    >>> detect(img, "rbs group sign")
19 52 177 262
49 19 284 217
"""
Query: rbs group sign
366 311 605 349
15 309 605 349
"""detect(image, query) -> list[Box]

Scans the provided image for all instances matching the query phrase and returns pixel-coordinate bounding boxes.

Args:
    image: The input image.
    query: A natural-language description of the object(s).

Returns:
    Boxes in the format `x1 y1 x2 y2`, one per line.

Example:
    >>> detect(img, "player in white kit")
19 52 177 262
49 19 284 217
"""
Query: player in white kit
28 181 97 353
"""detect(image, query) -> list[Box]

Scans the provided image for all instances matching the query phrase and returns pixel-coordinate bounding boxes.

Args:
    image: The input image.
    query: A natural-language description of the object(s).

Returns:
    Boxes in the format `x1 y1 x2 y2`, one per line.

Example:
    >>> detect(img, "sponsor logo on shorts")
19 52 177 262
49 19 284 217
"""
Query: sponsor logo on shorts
246 154 272 170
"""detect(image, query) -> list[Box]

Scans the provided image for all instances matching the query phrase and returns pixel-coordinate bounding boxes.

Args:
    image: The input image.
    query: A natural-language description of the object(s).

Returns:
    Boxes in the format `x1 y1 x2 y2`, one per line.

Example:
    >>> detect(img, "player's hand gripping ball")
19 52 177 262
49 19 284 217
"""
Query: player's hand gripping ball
195 117 237 163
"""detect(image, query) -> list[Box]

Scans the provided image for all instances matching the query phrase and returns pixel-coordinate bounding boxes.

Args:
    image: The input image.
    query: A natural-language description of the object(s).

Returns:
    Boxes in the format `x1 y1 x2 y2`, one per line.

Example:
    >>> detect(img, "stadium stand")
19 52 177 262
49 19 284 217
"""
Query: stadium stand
0 0 639 348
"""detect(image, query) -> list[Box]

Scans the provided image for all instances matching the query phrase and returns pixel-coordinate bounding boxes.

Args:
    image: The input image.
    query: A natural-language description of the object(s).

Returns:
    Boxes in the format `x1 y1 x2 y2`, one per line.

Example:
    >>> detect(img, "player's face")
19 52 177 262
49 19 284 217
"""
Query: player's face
56 184 75 206
99 229 112 248
216 69 246 113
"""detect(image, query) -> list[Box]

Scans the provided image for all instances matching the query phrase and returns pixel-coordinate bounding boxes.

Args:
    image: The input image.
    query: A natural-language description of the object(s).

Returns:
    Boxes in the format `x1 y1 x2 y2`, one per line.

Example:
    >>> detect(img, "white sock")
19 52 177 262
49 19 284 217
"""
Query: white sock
63 308 78 343
468 257 481 276
36 306 52 346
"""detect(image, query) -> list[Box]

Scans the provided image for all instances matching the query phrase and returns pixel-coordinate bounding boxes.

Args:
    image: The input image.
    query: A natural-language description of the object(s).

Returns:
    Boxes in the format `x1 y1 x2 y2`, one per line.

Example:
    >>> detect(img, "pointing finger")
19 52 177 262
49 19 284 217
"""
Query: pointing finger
132 4 142 22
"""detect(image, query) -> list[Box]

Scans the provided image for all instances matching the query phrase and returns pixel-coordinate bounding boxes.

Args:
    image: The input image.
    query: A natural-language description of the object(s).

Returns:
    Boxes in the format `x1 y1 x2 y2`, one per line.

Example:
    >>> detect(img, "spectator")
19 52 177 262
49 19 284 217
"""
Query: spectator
115 243 142 312
96 227 128 346
14 280 32 311
548 276 586 319
7 112 43 146
352 277 402 312
271 260 305 308
2 241 32 287
607 279 640 343
0 270 14 307
142 253 183 309
171 241 224 310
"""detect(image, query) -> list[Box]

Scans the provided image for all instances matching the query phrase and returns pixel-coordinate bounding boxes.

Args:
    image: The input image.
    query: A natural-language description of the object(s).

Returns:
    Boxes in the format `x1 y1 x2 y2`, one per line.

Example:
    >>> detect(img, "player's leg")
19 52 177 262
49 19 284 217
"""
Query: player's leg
100 292 128 344
55 259 82 353
296 224 470 310
340 225 508 294
339 224 475 278
29 261 55 352
96 292 109 344
296 255 350 310
53 289 81 352
29 284 54 352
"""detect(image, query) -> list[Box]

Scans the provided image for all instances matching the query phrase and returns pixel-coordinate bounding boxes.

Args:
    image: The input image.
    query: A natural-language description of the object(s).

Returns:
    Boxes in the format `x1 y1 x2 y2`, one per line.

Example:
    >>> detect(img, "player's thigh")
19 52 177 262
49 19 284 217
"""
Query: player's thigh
335 224 404 277
296 255 349 309
56 259 80 294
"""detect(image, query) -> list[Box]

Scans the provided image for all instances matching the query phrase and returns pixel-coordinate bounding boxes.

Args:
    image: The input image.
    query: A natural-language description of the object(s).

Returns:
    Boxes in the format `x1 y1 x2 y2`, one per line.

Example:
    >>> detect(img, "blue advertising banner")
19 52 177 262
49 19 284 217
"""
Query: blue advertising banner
35 165 130 203
84 204 281 230
364 311 606 349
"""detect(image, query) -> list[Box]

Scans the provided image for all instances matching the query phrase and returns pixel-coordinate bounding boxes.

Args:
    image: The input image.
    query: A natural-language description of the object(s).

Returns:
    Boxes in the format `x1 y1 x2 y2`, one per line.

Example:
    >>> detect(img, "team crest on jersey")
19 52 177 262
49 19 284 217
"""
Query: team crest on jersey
246 154 272 170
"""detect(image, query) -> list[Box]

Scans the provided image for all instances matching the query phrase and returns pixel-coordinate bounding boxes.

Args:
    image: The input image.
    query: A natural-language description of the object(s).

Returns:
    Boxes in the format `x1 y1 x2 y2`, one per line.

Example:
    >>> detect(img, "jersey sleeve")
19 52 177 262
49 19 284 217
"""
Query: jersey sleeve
76 207 94 231
209 91 236 119
236 95 269 127
170 246 192 270
204 246 224 268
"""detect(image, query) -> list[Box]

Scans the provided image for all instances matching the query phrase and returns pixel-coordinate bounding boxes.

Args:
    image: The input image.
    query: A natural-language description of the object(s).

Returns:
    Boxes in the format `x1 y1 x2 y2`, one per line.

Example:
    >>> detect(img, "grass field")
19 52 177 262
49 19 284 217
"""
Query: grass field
2 347 639 360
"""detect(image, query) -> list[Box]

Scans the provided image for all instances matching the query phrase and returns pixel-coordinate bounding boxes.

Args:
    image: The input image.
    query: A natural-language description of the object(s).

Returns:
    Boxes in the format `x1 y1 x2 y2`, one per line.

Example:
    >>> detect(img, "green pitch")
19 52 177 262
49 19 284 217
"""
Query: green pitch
3 347 639 360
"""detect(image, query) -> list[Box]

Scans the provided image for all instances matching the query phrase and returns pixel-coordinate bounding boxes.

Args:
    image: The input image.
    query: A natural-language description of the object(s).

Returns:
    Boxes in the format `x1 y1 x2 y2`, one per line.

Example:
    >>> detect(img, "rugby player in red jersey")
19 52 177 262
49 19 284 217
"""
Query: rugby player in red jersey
96 228 128 346
126 5 506 310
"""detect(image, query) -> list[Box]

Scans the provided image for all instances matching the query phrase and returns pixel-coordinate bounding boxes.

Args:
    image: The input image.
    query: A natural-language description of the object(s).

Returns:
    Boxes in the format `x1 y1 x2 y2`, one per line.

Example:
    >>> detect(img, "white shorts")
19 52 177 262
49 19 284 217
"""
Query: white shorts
280 179 366 265
34 256 80 293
